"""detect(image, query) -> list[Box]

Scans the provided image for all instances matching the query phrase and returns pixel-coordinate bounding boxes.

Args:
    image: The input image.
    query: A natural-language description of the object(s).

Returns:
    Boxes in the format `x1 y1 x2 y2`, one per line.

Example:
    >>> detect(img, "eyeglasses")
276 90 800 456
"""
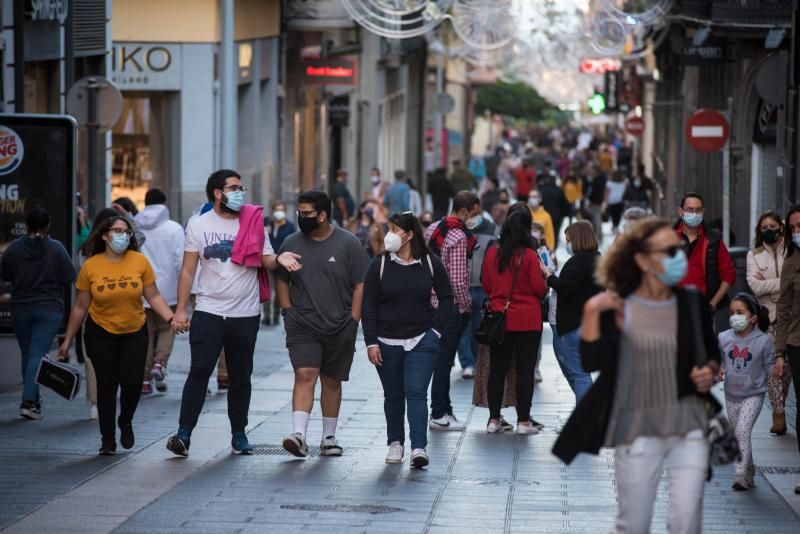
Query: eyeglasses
297 209 318 218
108 228 133 236
649 245 681 257
221 185 247 193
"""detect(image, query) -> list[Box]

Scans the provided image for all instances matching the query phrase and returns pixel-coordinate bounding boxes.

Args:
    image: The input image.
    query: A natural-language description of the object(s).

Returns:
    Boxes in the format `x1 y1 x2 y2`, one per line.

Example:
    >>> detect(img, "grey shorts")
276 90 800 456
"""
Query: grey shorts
284 314 359 382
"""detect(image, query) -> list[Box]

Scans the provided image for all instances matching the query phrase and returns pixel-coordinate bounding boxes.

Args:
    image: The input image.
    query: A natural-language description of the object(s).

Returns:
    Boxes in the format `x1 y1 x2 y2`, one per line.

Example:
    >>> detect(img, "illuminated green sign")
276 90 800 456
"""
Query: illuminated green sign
588 93 606 115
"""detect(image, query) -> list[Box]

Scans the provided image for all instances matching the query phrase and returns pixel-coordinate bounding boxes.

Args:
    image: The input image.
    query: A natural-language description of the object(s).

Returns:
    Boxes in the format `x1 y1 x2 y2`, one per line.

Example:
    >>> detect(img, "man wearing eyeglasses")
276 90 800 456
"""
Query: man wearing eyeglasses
276 190 371 458
165 169 302 458
674 192 736 313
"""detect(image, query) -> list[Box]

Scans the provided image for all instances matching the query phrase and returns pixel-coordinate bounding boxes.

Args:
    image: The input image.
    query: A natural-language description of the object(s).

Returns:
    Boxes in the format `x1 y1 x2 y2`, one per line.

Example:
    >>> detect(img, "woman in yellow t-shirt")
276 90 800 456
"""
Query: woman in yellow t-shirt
58 216 176 455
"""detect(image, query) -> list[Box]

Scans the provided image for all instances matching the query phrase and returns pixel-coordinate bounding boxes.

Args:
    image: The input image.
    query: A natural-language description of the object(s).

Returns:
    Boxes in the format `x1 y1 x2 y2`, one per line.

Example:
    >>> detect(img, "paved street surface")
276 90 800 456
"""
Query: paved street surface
1 323 799 533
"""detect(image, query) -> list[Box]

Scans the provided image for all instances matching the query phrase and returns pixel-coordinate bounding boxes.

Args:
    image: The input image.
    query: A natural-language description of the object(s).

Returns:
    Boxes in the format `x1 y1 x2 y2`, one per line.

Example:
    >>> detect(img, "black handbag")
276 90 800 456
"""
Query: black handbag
476 255 521 346
688 291 740 467
35 356 81 400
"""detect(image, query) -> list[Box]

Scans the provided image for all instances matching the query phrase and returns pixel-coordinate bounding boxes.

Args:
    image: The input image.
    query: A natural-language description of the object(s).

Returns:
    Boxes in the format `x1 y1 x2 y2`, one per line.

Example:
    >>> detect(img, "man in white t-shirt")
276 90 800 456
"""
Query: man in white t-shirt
166 169 301 457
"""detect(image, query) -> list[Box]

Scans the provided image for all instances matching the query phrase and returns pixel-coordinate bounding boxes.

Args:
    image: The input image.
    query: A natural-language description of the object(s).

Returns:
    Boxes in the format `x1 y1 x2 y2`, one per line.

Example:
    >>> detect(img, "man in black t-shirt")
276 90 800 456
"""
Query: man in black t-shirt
582 162 607 242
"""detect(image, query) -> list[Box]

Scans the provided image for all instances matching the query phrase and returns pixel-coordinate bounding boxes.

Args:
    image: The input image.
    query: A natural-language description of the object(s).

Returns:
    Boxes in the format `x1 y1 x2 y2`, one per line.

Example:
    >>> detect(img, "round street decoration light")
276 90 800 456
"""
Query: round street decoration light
340 0 454 39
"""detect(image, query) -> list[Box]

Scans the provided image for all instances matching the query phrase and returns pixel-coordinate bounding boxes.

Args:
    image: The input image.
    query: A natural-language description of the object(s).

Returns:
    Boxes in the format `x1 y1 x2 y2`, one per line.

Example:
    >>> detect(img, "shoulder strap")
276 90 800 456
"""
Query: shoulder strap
504 254 523 311
426 254 434 277
380 254 385 281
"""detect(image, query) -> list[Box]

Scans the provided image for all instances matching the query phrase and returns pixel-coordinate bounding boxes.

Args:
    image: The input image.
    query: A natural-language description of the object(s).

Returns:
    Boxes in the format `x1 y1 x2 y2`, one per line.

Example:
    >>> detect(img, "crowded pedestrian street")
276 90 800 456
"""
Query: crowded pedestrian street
5 1 800 533
1 303 799 533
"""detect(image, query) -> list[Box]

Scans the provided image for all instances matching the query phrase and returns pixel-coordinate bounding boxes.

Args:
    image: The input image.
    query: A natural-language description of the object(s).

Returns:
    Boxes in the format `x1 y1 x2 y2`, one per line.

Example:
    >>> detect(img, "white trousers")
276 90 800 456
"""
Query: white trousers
614 429 708 534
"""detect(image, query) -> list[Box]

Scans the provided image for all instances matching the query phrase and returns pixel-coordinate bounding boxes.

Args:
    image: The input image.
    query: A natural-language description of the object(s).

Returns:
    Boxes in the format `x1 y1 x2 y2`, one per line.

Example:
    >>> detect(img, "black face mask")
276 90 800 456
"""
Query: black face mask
762 229 780 245
298 215 321 234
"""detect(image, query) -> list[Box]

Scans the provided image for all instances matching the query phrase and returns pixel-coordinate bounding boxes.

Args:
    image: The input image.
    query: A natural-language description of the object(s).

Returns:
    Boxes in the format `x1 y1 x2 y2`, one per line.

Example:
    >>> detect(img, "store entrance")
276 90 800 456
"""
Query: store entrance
111 93 176 211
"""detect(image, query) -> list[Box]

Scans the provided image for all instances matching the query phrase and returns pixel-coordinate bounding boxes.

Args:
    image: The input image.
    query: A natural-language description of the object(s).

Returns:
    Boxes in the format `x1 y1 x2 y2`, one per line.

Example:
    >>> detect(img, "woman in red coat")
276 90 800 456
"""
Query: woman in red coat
481 202 548 434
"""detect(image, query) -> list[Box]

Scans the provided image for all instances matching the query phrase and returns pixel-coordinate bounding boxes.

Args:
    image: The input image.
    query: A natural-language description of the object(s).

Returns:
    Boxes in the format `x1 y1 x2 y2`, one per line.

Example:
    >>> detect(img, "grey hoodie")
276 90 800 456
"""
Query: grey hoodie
0 236 76 312
718 328 776 400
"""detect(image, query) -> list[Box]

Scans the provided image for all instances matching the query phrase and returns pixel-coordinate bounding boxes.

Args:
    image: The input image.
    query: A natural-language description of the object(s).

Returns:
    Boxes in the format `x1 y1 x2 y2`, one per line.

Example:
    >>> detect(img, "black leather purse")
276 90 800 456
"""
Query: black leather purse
476 255 521 346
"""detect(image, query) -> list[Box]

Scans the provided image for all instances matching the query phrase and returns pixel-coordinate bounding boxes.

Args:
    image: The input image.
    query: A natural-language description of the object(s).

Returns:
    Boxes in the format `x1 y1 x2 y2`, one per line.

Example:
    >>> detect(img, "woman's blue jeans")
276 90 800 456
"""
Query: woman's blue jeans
551 325 593 402
12 308 63 402
376 329 439 450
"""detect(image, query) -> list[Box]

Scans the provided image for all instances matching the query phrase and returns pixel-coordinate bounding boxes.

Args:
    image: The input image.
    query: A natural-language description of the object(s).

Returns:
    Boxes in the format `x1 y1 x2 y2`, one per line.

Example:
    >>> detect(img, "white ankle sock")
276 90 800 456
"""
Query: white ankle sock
322 417 338 438
292 411 310 437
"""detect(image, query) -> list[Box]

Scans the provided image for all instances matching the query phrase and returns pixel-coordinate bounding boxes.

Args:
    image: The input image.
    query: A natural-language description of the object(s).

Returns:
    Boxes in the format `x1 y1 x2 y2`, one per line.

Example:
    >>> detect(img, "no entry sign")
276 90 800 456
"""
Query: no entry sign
625 116 644 136
686 109 729 152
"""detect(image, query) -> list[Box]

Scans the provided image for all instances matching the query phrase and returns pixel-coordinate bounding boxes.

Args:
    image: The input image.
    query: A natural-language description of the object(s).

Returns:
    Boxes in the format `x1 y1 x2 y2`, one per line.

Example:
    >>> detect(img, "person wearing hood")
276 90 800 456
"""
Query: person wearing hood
1 207 76 420
135 189 185 394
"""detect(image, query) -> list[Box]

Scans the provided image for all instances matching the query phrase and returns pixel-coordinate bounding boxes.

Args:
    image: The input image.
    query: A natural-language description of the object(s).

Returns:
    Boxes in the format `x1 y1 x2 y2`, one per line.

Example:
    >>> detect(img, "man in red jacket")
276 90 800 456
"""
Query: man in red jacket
675 193 736 311
515 161 536 202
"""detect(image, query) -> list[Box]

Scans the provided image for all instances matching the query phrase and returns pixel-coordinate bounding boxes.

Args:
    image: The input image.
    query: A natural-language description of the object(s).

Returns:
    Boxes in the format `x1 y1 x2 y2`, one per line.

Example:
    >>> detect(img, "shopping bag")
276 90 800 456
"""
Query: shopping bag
35 356 81 400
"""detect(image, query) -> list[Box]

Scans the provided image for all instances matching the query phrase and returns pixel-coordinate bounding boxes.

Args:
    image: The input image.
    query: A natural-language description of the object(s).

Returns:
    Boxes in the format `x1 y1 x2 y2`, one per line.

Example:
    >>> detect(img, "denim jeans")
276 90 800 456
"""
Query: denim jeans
430 310 471 419
551 325 593 402
12 308 63 402
376 329 439 449
456 287 485 370
179 311 260 434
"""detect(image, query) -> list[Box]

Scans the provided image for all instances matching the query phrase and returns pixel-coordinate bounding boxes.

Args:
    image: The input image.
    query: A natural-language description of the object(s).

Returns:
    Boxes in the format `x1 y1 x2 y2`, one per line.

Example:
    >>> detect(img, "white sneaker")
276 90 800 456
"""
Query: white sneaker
319 435 343 456
462 366 475 379
486 420 505 433
410 448 429 468
516 421 540 435
282 432 308 458
385 441 404 464
89 403 98 420
535 369 543 383
429 414 465 431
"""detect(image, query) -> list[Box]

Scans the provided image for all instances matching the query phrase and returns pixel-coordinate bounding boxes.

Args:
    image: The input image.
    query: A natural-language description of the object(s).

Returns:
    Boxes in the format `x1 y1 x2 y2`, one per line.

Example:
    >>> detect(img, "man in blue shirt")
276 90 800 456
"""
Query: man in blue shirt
332 169 355 226
383 170 411 216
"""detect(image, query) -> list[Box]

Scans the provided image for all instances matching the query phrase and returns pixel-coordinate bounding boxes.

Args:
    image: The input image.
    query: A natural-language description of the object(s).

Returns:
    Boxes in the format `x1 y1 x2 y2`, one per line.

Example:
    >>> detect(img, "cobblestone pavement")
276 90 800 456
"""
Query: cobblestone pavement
0 322 798 533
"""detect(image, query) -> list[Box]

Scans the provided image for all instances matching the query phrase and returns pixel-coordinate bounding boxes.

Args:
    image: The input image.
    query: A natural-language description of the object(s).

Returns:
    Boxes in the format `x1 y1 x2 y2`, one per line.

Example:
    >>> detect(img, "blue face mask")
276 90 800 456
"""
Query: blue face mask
657 249 688 286
794 233 800 248
223 190 245 212
565 242 574 256
109 233 130 254
682 212 703 228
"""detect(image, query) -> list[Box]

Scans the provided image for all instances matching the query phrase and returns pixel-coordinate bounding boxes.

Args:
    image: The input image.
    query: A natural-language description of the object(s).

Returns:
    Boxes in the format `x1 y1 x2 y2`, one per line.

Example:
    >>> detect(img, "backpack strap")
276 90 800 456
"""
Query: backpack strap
381 253 433 281
380 254 386 281
426 254 434 277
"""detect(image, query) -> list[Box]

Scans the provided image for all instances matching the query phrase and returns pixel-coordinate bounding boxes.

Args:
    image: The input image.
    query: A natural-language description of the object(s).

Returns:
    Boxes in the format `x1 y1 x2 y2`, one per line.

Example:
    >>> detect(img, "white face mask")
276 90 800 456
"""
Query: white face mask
729 314 751 333
528 197 541 208
273 210 286 222
384 232 406 253
371 175 380 185
532 231 543 241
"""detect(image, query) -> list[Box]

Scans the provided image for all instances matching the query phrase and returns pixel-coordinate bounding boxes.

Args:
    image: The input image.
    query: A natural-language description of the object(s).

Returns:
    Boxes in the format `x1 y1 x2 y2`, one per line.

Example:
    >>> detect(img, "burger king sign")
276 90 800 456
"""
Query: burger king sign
0 128 23 176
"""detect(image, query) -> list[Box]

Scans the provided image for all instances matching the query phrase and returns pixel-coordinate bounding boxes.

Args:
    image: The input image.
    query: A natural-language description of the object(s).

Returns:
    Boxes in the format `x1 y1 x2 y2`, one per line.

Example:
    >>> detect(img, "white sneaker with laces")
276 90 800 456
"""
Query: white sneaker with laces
535 369 543 383
385 441 404 464
429 414 465 431
282 432 308 458
486 420 505 433
410 448 429 468
89 403 98 420
319 435 343 456
516 421 540 435
462 366 475 379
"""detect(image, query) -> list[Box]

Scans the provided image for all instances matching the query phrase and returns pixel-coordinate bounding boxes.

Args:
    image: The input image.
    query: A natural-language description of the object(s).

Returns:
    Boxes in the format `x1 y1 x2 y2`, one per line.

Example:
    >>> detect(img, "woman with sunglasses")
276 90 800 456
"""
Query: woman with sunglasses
553 218 720 533
58 216 177 455
746 211 790 435
362 211 453 468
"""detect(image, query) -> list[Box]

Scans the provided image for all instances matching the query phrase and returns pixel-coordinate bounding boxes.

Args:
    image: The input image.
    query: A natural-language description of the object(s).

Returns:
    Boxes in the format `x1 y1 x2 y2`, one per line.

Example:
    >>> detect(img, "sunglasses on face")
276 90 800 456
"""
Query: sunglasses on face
649 245 681 257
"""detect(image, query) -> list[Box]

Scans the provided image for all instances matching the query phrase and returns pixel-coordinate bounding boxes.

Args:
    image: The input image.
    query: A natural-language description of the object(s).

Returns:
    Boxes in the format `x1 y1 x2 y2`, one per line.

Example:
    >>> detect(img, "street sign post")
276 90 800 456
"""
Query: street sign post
625 116 644 136
685 109 729 153
685 107 732 247
66 76 123 218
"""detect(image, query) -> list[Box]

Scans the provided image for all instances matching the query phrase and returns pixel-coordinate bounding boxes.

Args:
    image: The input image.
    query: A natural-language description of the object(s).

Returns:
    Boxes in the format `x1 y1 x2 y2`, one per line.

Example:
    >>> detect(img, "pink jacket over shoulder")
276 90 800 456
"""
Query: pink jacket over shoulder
231 204 271 302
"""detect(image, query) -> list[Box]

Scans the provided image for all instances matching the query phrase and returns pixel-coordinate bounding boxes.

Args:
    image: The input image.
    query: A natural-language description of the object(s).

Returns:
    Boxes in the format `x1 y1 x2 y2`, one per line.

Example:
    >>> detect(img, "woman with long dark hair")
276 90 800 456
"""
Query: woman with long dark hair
1 207 76 420
481 202 547 434
553 218 720 532
362 211 453 468
58 216 177 455
746 211 790 434
775 204 800 495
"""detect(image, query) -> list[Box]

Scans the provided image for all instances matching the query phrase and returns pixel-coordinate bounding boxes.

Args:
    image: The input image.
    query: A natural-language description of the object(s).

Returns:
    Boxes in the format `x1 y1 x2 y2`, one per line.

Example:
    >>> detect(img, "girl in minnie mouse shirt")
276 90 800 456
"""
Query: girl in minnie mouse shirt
718 292 776 491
